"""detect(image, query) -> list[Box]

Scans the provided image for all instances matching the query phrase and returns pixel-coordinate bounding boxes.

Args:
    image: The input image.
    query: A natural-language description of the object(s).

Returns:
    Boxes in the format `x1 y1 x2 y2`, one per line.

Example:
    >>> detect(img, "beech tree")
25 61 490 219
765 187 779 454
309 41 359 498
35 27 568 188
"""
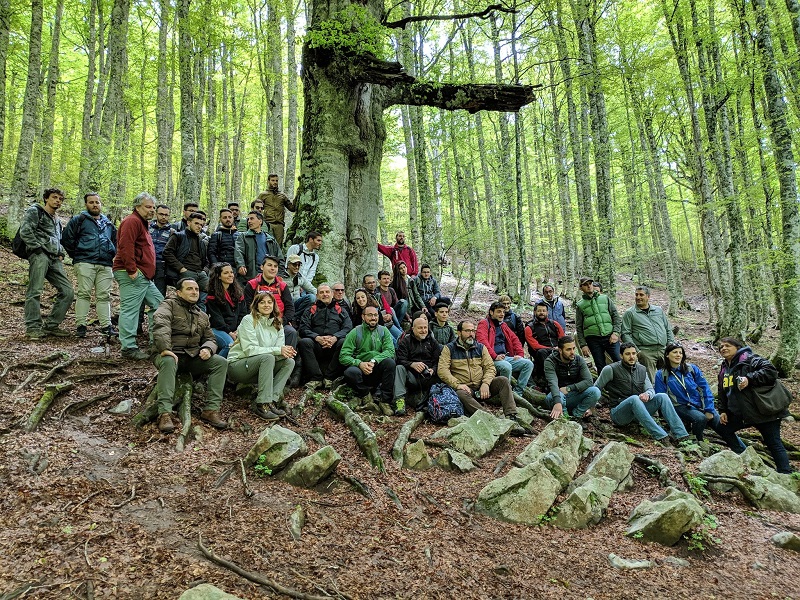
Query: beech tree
286 0 534 290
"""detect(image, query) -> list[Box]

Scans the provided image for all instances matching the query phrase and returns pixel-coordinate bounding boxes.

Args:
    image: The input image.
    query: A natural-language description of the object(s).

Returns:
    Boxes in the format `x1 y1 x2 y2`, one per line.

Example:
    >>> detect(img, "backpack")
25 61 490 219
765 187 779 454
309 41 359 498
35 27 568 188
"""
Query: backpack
426 383 465 425
12 205 47 260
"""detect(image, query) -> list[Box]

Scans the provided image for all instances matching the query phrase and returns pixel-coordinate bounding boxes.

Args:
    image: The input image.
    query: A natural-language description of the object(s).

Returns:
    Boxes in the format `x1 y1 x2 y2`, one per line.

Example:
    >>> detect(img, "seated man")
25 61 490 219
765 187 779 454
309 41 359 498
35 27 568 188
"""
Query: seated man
378 269 407 325
285 253 317 318
243 255 298 347
476 301 533 396
499 295 526 348
438 320 529 435
339 306 397 412
363 273 402 342
595 342 689 443
525 301 565 382
151 278 229 433
298 284 352 387
429 303 456 345
543 335 600 419
411 264 451 317
332 282 351 316
394 316 442 415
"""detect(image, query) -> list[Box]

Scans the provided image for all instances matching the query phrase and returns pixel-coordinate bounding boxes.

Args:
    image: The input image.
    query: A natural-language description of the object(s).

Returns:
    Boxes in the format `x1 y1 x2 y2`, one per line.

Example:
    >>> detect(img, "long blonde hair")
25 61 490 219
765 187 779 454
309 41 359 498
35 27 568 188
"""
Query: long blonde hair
250 292 282 331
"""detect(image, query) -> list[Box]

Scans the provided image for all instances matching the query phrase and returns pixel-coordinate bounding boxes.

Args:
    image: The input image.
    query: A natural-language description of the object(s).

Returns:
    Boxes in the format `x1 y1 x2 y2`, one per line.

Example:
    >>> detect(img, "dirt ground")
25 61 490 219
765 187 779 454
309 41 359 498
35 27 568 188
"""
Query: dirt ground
1 248 799 600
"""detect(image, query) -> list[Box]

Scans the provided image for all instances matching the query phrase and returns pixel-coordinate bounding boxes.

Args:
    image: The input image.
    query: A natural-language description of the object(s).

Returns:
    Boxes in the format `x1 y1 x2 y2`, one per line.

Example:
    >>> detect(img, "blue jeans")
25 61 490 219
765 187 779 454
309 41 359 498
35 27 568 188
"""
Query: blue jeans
717 413 791 473
25 252 75 331
585 335 620 370
394 299 409 323
674 404 731 443
610 392 688 440
294 294 315 318
113 270 164 350
546 386 601 418
494 356 533 394
212 329 235 358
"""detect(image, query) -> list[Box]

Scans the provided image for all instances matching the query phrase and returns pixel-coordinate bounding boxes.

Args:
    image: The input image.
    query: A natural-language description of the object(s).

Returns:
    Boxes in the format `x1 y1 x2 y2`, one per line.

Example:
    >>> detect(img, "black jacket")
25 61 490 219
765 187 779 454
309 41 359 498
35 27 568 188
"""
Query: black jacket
299 299 353 339
206 290 247 333
207 228 237 266
718 346 788 424
397 331 442 370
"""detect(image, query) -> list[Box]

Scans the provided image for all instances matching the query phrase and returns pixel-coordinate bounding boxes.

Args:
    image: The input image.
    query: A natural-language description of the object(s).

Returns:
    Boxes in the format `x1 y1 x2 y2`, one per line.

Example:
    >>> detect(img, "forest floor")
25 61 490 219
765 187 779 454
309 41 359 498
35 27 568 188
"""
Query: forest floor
0 249 799 600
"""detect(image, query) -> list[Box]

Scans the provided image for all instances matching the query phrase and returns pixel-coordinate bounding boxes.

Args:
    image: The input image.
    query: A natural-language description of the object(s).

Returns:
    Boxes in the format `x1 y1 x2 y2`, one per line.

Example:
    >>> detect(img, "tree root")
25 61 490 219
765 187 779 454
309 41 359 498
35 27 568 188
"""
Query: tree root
634 454 679 487
131 387 159 428
68 372 121 384
391 411 425 462
110 486 136 509
39 357 75 384
340 474 371 498
702 475 764 505
384 486 403 510
197 534 345 600
174 380 193 452
13 371 41 396
58 393 112 419
513 394 551 419
326 398 385 472
23 382 75 432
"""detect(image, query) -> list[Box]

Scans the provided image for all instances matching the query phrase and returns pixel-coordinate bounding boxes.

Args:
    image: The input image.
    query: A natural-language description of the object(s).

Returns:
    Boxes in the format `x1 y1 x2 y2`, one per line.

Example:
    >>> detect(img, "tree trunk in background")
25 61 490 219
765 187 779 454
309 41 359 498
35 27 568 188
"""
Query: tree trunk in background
155 0 171 203
206 52 218 225
194 44 206 203
78 0 98 193
268 1 284 179
9 0 43 226
0 0 11 167
177 0 197 204
398 3 419 251
451 112 477 309
753 0 800 375
284 0 298 201
510 12 529 303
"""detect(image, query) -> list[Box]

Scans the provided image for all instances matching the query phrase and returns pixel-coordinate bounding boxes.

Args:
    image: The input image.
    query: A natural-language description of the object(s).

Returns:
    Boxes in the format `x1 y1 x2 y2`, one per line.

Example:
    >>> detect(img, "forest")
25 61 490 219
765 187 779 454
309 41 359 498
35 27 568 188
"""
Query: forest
0 0 799 367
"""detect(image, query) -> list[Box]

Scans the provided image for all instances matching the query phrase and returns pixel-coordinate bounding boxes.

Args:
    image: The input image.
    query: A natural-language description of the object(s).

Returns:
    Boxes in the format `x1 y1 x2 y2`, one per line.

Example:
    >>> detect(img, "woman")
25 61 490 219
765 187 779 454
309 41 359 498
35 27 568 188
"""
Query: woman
655 343 742 446
206 263 248 358
391 261 422 316
352 287 402 344
717 337 793 474
227 292 296 421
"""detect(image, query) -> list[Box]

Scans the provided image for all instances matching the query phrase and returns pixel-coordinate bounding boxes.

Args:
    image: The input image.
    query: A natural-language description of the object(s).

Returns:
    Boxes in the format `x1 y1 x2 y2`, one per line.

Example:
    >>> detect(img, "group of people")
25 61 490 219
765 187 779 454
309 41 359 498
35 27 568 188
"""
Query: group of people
16 188 795 473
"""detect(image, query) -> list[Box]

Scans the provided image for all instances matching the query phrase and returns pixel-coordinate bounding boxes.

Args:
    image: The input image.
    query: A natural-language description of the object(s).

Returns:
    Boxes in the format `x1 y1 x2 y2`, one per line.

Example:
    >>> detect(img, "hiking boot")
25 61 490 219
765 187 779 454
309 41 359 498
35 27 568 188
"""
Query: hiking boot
43 326 71 338
103 325 119 337
121 348 149 360
158 413 175 433
267 403 286 417
673 435 692 446
25 329 45 340
200 410 229 430
76 325 87 338
654 436 670 448
393 397 407 416
251 403 281 422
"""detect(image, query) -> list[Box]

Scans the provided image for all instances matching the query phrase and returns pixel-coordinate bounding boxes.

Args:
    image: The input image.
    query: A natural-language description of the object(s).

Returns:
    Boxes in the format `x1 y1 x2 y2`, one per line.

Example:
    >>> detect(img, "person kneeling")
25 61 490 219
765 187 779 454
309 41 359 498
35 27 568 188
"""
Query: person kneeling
595 342 689 444
152 278 229 433
227 292 297 421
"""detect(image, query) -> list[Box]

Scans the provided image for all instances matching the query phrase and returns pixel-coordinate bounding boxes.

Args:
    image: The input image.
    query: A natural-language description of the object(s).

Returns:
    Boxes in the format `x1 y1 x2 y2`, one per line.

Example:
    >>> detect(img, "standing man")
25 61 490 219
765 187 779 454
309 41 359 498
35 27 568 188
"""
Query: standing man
541 284 567 331
234 210 284 285
378 230 419 276
543 335 600 420
595 343 689 443
286 231 322 283
113 192 165 360
227 202 241 229
163 212 209 295
621 285 674 381
412 264 451 317
525 301 565 383
152 277 228 432
297 284 352 387
257 173 295 246
19 188 75 339
61 192 117 338
575 276 621 370
437 320 530 434
476 301 534 396
207 208 238 266
149 204 172 297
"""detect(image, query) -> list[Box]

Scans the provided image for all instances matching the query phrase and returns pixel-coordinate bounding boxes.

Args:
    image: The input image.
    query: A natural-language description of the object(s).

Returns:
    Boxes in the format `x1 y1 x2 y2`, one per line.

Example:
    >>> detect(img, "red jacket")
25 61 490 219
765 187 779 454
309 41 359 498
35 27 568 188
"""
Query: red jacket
113 210 156 280
244 275 294 325
476 318 524 359
377 243 419 276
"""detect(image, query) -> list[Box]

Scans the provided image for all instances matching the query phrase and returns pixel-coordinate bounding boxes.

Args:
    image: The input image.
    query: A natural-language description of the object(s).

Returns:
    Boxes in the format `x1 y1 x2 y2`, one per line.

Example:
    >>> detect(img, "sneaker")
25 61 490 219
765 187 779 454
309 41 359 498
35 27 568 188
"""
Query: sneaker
393 397 407 416
200 410 229 430
25 329 45 340
673 435 692 446
251 403 281 422
121 348 149 360
76 325 87 338
43 326 71 337
158 413 175 433
267 403 286 417
654 436 670 447
103 325 119 337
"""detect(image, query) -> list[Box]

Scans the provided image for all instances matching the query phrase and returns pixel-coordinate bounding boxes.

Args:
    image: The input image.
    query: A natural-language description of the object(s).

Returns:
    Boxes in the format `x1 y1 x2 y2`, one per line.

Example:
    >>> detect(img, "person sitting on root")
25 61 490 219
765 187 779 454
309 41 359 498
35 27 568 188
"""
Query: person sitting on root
411 264 451 319
543 335 600 420
355 282 402 343
498 294 526 349
476 301 534 397
429 302 456 346
227 292 296 422
394 316 442 415
391 261 423 319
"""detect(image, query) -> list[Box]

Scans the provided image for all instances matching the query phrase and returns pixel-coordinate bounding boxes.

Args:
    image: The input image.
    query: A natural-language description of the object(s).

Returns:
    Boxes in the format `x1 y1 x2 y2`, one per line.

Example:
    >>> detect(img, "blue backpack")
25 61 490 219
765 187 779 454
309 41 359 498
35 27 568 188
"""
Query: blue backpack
426 383 465 425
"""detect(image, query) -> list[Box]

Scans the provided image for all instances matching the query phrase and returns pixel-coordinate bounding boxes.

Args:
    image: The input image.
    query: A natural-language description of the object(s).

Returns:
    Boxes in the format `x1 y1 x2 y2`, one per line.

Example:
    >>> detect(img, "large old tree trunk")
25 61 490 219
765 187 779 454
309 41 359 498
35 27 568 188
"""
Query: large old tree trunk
290 0 534 291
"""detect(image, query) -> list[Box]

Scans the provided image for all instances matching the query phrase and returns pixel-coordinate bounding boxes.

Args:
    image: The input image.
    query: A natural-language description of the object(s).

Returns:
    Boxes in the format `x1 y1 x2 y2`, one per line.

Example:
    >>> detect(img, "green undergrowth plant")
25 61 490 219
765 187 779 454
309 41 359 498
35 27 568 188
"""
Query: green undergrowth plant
685 515 721 552
254 454 273 477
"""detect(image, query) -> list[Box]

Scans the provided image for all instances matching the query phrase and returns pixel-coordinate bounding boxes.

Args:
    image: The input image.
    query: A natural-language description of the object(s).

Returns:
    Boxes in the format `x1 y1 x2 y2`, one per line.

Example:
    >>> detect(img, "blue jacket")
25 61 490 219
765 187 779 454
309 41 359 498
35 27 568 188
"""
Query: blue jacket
61 211 117 266
655 364 716 413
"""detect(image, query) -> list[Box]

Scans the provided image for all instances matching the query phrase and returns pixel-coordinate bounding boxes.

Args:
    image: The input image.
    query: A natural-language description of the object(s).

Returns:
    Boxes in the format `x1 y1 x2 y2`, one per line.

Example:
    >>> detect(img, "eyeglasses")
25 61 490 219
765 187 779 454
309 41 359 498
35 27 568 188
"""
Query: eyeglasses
461 328 476 334
333 288 345 292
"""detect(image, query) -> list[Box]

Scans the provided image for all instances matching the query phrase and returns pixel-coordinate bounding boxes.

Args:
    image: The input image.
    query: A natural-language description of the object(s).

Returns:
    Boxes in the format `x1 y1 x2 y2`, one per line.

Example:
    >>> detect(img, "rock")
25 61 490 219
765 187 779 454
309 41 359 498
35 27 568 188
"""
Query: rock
743 475 800 513
607 553 654 570
435 449 476 472
618 471 635 492
771 531 800 551
700 446 800 502
108 398 134 414
244 425 307 471
568 441 634 493
662 557 691 567
179 584 243 600
579 436 595 458
280 445 341 488
447 415 470 427
552 476 618 529
514 406 534 429
403 440 433 470
516 419 583 468
627 487 706 546
430 410 514 458
475 460 563 525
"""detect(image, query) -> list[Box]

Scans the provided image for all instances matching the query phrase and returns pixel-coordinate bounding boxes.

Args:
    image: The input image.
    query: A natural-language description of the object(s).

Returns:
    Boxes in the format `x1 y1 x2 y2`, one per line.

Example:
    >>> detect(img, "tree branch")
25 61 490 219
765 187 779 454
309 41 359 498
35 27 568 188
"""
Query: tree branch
383 3 516 29
388 81 537 113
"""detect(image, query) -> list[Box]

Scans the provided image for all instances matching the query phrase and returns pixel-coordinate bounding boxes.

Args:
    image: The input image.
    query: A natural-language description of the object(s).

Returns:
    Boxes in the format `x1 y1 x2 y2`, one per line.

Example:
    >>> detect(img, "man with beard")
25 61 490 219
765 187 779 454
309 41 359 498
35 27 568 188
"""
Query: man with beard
257 173 295 246
163 212 209 299
543 335 600 420
61 192 118 338
378 230 419 276
476 301 533 396
207 208 239 266
525 301 565 383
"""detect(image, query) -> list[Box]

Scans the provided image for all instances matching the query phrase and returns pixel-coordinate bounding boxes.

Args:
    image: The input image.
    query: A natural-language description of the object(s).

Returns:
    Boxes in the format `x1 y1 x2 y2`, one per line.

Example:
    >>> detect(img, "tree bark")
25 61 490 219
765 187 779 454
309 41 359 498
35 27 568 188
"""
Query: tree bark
155 0 171 204
177 0 197 205
0 0 9 163
38 0 64 193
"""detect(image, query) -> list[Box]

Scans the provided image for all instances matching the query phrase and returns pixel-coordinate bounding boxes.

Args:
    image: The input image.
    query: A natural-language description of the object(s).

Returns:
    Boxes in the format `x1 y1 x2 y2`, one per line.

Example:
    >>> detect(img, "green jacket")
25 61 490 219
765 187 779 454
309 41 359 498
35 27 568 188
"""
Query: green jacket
339 324 395 367
621 304 674 349
575 292 620 346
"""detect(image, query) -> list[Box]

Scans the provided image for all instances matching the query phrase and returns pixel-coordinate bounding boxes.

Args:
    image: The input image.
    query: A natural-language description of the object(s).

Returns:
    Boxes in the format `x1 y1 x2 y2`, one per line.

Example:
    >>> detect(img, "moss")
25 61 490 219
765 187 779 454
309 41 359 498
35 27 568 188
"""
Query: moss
306 5 388 59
